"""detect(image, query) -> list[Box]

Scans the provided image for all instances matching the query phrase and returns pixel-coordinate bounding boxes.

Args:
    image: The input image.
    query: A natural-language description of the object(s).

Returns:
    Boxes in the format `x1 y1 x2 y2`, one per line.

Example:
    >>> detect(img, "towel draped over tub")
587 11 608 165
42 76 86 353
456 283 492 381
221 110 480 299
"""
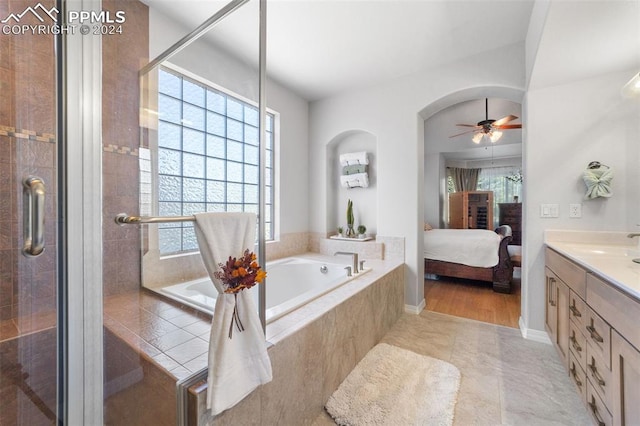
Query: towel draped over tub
194 212 272 415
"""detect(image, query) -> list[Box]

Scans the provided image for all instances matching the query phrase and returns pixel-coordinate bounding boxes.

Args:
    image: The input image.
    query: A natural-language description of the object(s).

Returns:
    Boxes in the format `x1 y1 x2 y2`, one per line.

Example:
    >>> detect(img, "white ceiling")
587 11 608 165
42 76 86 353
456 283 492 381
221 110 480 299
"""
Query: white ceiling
143 0 638 162
529 0 640 90
144 0 535 101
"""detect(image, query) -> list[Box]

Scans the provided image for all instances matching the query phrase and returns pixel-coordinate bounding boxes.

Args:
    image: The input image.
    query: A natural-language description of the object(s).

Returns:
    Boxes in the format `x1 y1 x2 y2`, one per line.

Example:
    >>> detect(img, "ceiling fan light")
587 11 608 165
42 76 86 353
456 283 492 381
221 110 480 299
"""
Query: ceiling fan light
490 131 503 143
472 132 483 144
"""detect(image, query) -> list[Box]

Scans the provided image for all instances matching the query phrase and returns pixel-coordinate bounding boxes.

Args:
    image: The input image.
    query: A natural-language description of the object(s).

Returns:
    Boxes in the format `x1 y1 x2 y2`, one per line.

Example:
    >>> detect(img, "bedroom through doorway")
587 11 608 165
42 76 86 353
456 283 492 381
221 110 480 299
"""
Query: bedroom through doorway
423 96 523 328
424 276 521 328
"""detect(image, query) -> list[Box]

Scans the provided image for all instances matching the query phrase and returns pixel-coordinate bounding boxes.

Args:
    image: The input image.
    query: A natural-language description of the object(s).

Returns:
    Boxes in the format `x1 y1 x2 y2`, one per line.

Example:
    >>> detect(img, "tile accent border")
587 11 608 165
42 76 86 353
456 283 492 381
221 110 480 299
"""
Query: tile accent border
103 143 140 156
0 125 55 143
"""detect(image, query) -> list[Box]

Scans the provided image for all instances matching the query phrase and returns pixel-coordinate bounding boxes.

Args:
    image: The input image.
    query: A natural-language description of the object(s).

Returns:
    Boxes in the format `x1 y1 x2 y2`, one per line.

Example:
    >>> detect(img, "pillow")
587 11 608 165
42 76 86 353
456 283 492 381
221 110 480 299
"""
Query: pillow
424 222 433 231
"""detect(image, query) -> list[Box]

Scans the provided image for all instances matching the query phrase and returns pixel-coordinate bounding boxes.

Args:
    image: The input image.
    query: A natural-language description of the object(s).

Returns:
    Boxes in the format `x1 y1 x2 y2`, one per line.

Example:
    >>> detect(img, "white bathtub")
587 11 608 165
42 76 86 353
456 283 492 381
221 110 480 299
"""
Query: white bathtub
159 255 369 323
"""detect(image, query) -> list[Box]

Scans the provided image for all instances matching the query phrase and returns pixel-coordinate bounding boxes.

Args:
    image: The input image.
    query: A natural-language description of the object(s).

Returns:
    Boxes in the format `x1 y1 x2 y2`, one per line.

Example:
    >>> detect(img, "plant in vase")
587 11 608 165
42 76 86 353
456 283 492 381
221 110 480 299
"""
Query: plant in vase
357 225 367 239
345 199 356 238
337 226 344 238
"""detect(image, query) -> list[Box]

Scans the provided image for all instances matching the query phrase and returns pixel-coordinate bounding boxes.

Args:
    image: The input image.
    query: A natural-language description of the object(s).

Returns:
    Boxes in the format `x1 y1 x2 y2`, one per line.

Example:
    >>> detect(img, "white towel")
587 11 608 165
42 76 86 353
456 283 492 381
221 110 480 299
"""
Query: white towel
582 167 614 200
340 172 369 188
339 151 369 166
194 212 272 416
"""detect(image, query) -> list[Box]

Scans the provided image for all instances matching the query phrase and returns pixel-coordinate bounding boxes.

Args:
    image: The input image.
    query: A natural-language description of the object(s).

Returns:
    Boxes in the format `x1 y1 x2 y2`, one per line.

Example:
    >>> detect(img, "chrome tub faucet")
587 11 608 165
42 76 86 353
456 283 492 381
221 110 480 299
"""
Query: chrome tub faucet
334 251 359 274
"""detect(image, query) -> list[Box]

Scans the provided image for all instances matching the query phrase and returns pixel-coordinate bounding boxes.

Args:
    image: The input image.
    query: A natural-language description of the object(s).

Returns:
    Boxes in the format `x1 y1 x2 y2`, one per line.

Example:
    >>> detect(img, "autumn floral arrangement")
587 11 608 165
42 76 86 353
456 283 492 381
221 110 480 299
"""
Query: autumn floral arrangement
214 249 266 338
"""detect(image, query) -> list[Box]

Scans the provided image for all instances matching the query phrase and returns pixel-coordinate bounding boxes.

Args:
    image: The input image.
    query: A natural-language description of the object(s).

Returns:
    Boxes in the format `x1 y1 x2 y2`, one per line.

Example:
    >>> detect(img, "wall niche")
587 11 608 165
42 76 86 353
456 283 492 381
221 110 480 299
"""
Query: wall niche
326 130 378 237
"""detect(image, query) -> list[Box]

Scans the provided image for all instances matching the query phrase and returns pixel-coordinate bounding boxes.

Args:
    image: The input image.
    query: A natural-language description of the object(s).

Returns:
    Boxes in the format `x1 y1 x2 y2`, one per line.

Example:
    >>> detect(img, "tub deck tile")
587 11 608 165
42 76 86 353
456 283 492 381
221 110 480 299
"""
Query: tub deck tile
104 289 212 380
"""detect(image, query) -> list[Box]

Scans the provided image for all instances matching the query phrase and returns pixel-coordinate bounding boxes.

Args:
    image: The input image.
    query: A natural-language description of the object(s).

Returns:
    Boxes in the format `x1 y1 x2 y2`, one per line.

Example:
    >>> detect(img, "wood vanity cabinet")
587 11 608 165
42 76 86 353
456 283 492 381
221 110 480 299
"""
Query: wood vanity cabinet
449 191 493 230
546 247 640 426
545 267 570 367
611 331 640 426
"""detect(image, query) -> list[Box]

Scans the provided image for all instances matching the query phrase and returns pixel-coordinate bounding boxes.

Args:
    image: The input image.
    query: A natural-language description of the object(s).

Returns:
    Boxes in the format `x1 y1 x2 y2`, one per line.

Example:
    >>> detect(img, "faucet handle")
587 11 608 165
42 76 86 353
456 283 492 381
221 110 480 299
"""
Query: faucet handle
359 260 366 270
344 266 352 277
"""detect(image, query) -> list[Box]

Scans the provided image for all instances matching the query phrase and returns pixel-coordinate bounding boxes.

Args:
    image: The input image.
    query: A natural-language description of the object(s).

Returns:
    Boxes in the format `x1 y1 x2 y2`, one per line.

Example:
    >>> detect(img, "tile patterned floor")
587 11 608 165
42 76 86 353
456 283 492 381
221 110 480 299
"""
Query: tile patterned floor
315 310 592 425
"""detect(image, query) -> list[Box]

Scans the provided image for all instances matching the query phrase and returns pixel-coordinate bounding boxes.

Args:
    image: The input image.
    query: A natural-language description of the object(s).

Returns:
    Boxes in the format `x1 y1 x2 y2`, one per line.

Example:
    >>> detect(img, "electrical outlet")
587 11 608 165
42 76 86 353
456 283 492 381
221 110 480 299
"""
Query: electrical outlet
569 203 582 218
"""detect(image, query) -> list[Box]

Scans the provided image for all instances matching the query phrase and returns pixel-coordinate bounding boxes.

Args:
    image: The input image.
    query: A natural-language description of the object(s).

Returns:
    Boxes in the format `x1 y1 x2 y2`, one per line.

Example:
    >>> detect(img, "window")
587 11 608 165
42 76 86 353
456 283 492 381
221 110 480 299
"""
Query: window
477 166 522 227
156 67 275 255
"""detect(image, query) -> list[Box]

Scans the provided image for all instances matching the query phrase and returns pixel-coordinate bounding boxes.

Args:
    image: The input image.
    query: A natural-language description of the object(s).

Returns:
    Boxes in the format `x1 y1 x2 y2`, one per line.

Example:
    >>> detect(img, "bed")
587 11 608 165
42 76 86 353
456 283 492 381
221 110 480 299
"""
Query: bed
424 225 513 293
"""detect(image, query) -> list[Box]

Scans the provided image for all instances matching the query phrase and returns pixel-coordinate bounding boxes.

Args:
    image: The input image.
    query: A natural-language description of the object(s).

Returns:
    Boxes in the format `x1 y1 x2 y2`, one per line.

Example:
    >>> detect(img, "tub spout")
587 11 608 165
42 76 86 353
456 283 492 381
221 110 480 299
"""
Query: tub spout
334 251 359 274
344 266 352 277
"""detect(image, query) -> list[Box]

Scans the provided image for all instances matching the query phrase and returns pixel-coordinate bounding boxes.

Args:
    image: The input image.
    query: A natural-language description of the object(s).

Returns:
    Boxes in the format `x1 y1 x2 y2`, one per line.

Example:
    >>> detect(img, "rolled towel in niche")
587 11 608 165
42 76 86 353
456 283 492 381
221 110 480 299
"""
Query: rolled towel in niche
342 164 368 175
340 173 369 189
340 151 369 167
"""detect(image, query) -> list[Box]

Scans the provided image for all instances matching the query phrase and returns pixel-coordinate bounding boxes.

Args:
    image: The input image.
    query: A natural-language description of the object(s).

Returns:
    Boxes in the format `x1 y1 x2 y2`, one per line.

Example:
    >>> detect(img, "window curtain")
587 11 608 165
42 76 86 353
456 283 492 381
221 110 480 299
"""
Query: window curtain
447 167 481 192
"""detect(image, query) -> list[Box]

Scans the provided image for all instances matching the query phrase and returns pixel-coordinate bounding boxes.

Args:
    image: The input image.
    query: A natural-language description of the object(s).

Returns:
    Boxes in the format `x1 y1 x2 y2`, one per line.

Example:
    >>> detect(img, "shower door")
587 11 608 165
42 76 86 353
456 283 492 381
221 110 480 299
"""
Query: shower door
0 0 63 423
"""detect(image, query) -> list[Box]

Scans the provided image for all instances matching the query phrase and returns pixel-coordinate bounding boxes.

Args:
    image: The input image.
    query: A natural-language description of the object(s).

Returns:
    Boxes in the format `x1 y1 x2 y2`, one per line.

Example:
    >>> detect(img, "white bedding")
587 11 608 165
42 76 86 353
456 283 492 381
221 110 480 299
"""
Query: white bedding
424 229 501 268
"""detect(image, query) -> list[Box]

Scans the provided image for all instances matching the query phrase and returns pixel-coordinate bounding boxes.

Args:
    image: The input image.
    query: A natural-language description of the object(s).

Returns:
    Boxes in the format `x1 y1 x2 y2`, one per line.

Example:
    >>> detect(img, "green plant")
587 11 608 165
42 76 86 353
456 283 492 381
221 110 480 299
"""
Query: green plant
345 199 356 237
357 225 366 235
337 226 344 234
346 199 354 227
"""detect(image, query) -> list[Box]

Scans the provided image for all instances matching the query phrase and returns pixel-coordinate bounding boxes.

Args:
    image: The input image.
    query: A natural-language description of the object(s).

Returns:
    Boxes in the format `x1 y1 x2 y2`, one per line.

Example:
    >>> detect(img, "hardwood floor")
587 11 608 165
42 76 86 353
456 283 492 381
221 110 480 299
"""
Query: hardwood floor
424 274 521 328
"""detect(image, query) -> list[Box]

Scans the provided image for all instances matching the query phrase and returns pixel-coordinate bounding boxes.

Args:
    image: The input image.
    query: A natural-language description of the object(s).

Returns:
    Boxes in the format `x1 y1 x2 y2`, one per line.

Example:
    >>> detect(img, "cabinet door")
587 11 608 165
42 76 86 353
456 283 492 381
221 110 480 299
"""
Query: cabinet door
612 331 640 426
556 279 570 367
545 268 558 338
449 192 465 229
545 268 569 366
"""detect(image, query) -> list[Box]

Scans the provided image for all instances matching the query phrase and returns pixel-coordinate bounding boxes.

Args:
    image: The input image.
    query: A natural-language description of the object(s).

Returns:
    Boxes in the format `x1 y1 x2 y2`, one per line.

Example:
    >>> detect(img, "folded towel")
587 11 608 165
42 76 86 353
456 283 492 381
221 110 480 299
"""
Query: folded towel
340 172 369 188
582 167 614 200
194 212 272 415
342 164 368 175
340 151 369 167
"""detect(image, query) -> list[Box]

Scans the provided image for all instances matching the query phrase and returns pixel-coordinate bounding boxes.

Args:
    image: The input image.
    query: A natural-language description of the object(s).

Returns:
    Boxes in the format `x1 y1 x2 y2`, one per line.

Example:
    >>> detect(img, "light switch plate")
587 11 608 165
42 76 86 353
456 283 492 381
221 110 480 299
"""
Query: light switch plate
540 204 559 218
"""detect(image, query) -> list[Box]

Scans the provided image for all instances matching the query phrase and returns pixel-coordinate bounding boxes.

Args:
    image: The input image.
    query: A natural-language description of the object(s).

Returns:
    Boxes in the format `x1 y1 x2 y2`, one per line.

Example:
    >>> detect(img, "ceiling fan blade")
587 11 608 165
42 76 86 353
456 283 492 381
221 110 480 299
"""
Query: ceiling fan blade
492 115 519 127
455 124 480 128
449 129 480 138
493 124 522 130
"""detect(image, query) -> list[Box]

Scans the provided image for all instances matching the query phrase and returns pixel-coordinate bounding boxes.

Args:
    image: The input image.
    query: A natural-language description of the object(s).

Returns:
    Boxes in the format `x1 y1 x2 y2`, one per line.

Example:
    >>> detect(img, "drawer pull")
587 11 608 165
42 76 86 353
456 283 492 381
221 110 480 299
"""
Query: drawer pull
570 335 582 353
588 397 606 426
569 305 582 318
569 364 582 387
589 360 606 387
586 325 604 343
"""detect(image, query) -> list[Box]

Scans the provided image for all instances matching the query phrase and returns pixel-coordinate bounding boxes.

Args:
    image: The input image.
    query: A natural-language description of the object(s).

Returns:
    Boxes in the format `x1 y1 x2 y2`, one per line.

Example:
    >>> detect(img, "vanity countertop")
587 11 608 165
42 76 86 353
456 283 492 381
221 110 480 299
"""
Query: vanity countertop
545 231 640 301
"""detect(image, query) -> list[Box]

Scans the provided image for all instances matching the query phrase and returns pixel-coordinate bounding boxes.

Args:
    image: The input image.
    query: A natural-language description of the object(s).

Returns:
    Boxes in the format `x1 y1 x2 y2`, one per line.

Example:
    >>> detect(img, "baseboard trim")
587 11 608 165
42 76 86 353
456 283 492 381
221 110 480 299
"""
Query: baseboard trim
519 317 552 344
405 298 426 315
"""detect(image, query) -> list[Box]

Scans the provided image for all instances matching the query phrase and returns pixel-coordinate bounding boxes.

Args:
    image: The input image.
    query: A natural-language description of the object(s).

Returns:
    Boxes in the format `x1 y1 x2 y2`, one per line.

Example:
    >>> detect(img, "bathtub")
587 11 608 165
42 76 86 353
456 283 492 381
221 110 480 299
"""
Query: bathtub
159 255 370 323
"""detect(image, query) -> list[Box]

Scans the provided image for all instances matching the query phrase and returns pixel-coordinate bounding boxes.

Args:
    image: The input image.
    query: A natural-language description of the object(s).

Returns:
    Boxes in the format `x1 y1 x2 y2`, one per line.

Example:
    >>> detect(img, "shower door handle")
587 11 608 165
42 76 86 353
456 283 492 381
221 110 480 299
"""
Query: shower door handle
23 176 46 257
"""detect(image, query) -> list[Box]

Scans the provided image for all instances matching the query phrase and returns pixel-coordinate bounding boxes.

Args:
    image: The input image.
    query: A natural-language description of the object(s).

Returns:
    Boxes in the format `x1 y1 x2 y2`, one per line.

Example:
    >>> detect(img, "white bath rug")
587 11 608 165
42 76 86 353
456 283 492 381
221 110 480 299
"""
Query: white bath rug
325 343 460 426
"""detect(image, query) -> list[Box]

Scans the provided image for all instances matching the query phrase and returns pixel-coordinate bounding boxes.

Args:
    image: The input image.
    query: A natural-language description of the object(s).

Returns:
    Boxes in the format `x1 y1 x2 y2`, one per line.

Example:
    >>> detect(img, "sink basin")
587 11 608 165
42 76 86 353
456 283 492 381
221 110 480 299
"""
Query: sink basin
562 244 640 258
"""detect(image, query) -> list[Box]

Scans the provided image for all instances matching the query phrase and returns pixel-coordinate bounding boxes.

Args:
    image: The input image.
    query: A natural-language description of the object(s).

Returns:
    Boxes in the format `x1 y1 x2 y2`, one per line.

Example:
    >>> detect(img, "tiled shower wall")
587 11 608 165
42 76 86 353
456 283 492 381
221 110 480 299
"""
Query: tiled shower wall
100 2 179 425
102 0 148 297
0 0 57 330
0 0 59 423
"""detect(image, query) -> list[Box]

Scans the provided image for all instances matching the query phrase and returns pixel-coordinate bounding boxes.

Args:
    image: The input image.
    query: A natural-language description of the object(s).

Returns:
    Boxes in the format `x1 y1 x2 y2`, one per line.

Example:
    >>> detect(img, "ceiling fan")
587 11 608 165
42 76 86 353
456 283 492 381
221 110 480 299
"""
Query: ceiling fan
449 98 521 144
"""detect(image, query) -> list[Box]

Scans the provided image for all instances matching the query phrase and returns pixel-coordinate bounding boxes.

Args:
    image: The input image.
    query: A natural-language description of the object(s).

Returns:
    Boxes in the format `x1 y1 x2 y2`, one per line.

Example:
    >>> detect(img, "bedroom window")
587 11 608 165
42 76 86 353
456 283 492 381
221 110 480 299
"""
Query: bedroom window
477 166 522 225
156 67 275 255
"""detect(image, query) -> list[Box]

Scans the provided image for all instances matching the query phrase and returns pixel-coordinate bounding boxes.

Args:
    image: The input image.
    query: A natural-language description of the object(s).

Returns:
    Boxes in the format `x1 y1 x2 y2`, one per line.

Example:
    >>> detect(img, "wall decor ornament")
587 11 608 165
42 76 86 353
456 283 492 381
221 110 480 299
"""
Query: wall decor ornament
582 161 613 200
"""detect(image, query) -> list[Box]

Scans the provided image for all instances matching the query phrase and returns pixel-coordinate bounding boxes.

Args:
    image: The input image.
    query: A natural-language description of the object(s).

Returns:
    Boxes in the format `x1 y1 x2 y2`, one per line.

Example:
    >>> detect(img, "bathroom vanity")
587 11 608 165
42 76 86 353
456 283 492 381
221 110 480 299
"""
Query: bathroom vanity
545 236 640 426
